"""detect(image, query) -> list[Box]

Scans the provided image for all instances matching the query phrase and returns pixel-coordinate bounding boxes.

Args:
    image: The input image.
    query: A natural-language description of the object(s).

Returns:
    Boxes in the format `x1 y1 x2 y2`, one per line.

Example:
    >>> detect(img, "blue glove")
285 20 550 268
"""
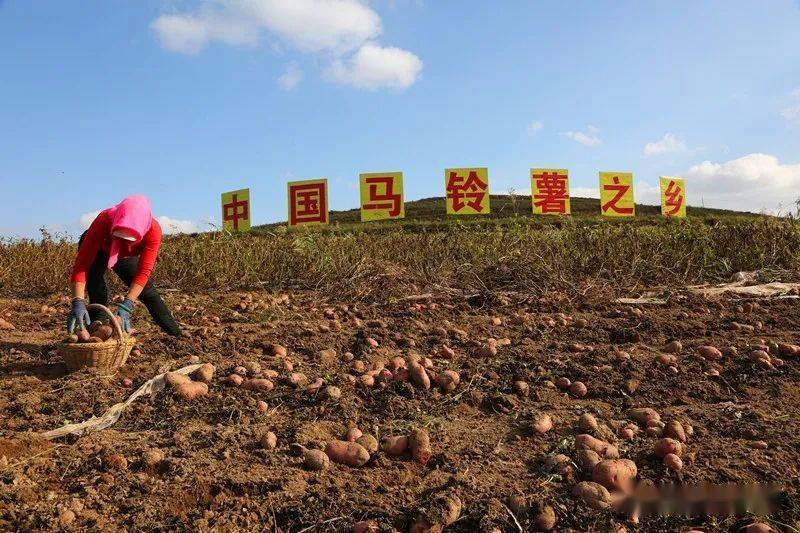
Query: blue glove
114 298 135 334
67 298 91 333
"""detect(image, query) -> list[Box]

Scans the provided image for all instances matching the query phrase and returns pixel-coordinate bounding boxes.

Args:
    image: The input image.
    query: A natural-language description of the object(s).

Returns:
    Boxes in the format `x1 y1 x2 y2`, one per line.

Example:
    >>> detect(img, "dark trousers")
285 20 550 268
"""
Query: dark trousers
78 232 181 336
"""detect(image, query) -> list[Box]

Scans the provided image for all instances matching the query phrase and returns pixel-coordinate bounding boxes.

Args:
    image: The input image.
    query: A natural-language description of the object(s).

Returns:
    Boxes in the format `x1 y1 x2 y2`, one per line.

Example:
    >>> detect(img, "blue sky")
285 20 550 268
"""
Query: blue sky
2 0 800 238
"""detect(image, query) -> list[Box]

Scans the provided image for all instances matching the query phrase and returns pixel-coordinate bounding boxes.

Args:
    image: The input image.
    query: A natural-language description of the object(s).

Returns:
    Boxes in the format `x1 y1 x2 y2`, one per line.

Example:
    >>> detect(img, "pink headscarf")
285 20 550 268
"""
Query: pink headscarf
106 195 153 269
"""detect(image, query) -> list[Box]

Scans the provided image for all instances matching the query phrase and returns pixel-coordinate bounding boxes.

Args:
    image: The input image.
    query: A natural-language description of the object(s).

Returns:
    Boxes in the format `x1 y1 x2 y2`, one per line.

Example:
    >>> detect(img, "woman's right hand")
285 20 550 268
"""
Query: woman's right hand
67 298 91 333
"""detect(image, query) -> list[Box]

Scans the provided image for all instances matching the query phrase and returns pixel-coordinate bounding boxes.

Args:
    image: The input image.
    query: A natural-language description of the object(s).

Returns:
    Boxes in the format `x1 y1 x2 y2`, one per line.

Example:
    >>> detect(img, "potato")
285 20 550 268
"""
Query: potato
256 400 268 413
289 373 308 387
556 377 571 389
532 413 553 435
87 336 103 343
542 454 574 478
576 434 619 458
306 378 324 394
777 343 799 356
95 324 113 341
270 344 288 357
381 435 409 456
654 437 683 457
359 374 375 388
356 434 379 454
88 320 103 334
663 453 682 471
569 381 588 397
533 503 557 531
390 356 407 370
572 481 612 510
345 427 363 442
65 334 79 343
260 431 277 450
627 407 660 426
474 344 498 358
435 370 460 392
663 340 682 353
325 440 370 467
242 378 274 392
142 449 165 468
175 381 208 400
191 363 215 384
410 362 431 390
578 413 599 433
165 371 191 388
409 429 432 465
576 449 601 472
698 345 722 360
664 421 687 443
226 374 244 387
303 448 329 471
410 493 461 533
646 426 664 438
592 459 638 493
618 427 635 440
393 368 410 382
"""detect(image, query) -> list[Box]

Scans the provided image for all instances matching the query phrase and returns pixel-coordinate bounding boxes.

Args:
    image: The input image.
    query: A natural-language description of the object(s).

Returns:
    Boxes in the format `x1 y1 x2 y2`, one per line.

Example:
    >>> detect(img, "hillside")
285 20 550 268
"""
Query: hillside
256 195 754 232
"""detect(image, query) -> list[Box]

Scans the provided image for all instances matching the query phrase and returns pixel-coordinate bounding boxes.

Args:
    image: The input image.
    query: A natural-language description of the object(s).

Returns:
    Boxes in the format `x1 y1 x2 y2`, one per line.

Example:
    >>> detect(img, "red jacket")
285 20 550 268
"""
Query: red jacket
71 210 162 287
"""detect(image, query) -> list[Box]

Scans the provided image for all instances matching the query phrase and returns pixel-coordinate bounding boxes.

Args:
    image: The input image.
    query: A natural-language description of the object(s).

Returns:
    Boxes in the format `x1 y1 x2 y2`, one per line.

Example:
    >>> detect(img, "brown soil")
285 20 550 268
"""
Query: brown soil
0 288 798 532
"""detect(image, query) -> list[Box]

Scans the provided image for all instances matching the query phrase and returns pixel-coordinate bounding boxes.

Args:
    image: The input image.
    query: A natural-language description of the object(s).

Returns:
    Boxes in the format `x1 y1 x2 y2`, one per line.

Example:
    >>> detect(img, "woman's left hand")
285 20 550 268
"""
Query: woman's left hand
114 298 135 333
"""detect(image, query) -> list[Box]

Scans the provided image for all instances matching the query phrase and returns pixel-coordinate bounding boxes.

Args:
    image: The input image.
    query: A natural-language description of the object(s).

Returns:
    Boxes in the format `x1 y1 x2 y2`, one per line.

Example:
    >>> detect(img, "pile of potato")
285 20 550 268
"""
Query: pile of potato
299 427 433 472
343 353 462 393
65 320 116 344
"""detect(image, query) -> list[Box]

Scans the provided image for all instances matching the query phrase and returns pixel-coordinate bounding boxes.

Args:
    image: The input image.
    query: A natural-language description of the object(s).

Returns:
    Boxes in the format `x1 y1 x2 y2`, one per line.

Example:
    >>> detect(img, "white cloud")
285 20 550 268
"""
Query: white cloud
685 153 800 214
643 133 688 157
563 126 601 147
277 61 303 90
152 0 421 90
324 43 422 90
781 88 800 126
79 211 198 235
634 180 661 205
157 216 199 234
152 0 381 55
781 104 800 126
526 120 543 137
79 210 101 230
570 187 599 199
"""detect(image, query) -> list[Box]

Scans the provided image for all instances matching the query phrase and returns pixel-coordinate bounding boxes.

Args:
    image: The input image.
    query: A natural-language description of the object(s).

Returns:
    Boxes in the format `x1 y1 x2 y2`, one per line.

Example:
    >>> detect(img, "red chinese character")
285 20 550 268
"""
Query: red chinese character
363 176 402 216
601 176 633 215
289 182 327 225
223 194 249 230
447 171 487 212
663 180 684 216
533 172 569 214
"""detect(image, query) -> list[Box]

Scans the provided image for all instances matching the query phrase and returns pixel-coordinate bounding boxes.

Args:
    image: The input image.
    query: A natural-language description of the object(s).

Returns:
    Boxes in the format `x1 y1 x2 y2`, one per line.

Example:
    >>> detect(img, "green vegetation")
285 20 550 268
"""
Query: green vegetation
256 194 757 233
1 196 795 299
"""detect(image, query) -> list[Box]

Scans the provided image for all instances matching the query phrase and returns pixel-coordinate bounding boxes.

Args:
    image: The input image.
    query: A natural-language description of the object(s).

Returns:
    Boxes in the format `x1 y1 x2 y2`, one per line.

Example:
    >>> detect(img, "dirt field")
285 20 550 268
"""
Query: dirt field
1 285 799 532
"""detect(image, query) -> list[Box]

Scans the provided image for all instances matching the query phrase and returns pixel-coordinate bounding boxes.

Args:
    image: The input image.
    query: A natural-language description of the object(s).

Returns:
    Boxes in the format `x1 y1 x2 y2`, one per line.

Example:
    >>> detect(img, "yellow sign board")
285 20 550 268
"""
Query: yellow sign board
599 172 635 217
288 179 329 227
444 167 490 215
221 188 251 232
360 172 404 222
531 168 570 215
660 176 686 218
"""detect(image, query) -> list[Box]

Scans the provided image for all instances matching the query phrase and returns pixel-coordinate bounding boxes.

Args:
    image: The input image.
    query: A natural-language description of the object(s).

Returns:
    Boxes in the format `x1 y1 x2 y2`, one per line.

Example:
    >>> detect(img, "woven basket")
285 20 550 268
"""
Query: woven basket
58 304 136 371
